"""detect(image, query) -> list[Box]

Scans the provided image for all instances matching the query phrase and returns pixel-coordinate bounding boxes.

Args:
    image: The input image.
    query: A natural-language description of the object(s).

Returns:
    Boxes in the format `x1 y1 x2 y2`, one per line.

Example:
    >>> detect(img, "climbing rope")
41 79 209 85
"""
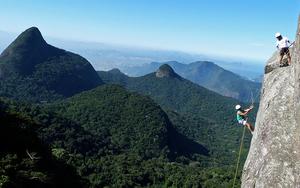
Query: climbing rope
253 91 260 103
250 90 260 108
232 124 246 188
231 90 258 187
289 41 295 48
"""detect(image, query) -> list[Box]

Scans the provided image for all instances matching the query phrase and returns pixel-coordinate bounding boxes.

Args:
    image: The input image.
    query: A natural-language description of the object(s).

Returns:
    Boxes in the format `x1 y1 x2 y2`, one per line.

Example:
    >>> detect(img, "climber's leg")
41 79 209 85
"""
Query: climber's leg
287 51 292 65
245 122 254 133
279 53 284 66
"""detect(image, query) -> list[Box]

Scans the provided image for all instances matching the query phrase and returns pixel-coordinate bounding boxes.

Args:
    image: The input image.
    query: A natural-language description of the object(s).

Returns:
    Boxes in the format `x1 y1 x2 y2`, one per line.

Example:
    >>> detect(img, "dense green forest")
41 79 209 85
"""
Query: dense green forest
0 100 84 187
0 27 258 187
0 85 242 187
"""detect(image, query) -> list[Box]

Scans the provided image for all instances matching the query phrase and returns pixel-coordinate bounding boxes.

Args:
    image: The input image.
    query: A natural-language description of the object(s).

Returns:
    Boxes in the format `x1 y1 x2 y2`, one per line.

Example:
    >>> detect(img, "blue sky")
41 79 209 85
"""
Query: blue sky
1 0 300 62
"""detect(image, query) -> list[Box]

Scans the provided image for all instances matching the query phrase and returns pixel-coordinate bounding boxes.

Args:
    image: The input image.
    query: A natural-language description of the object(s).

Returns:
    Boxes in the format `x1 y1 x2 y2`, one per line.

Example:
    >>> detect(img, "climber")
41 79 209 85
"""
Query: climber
235 104 254 133
275 32 292 66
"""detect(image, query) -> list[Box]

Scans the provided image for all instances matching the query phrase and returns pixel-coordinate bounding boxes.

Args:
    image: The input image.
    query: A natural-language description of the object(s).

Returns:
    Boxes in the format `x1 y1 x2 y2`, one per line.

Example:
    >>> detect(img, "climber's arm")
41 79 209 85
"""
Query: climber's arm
245 107 253 114
238 111 248 116
239 106 253 116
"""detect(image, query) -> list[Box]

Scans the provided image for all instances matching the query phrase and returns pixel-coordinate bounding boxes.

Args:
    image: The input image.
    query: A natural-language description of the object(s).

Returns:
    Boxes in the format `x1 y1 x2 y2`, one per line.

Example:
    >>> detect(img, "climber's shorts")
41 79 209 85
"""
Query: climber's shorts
238 119 247 126
280 47 290 56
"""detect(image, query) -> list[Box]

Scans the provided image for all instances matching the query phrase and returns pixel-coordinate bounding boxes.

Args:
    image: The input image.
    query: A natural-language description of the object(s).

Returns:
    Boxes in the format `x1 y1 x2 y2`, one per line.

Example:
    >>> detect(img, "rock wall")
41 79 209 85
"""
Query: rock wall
242 17 300 187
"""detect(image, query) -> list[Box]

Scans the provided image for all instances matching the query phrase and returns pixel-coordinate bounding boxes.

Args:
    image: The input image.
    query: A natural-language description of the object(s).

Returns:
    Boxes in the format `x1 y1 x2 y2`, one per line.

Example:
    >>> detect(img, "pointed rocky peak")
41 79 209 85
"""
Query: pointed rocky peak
0 27 103 99
155 64 179 78
0 27 63 75
17 27 45 42
1 27 46 54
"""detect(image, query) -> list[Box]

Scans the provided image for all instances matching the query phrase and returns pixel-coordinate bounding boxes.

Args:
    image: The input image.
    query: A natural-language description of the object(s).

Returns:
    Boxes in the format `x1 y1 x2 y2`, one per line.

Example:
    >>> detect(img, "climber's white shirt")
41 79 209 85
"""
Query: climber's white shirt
276 37 290 49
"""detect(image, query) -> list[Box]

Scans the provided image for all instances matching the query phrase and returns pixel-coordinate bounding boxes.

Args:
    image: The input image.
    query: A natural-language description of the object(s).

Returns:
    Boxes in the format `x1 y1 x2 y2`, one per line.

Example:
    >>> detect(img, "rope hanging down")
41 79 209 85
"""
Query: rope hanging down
232 124 246 188
232 90 258 187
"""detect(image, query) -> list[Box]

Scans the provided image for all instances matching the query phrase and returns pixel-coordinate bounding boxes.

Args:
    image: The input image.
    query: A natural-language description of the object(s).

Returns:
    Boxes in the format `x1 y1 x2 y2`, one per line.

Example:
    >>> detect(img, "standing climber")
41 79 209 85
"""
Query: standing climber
275 32 292 66
235 104 254 133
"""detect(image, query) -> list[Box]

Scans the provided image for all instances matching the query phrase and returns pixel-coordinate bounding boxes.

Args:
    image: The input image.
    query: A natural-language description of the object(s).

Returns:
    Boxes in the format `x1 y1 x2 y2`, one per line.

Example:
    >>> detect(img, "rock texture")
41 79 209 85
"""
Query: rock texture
264 51 289 74
242 17 300 187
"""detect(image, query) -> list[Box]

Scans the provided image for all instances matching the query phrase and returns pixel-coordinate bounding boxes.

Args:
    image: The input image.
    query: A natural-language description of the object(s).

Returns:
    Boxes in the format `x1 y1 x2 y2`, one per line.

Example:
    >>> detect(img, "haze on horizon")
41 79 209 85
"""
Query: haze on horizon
1 0 300 62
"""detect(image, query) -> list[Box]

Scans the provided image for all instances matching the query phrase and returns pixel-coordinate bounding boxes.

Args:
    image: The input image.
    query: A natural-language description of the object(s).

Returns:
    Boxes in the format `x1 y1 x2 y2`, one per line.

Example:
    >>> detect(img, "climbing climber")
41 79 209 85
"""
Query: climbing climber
275 32 292 66
235 104 254 133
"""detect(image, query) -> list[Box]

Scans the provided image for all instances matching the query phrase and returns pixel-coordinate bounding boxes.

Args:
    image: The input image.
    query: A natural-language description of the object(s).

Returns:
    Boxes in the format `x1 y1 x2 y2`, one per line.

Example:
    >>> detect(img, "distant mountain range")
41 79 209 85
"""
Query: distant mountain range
0 30 264 80
48 41 264 80
0 28 261 103
102 61 261 102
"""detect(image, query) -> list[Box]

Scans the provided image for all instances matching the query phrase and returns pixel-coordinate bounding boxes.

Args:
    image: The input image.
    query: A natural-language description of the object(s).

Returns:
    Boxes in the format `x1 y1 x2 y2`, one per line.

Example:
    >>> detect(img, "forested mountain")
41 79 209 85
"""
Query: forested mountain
0 27 102 102
47 85 210 158
98 64 256 167
121 61 261 102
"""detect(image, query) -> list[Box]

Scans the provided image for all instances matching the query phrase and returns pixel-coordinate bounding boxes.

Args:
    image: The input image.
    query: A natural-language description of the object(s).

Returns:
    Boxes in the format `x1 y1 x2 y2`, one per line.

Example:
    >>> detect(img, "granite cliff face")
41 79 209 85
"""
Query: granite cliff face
242 17 300 187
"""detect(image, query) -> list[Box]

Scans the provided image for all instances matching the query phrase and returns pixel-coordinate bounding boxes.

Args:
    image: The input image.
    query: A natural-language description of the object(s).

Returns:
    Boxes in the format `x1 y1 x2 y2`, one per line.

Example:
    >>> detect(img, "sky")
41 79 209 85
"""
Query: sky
1 0 300 62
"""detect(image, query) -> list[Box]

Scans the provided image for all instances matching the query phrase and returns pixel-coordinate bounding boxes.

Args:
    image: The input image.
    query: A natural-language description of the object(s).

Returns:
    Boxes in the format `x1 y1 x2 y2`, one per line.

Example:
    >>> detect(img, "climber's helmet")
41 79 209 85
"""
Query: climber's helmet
275 32 282 38
235 104 241 110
